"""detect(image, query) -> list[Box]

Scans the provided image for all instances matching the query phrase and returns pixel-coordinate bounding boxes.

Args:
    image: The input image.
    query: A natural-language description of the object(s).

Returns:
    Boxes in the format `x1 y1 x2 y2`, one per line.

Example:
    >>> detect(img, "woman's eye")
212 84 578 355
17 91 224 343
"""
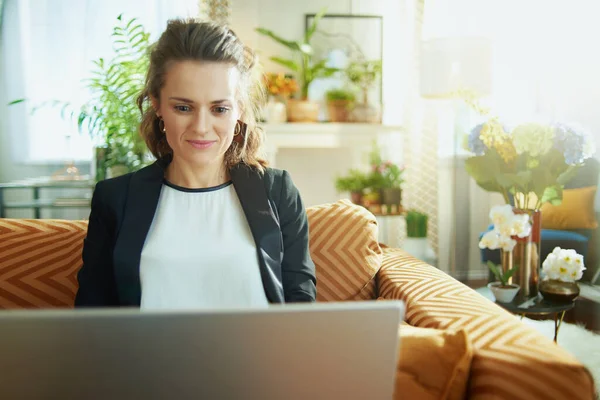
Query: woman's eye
175 105 191 112
213 106 229 114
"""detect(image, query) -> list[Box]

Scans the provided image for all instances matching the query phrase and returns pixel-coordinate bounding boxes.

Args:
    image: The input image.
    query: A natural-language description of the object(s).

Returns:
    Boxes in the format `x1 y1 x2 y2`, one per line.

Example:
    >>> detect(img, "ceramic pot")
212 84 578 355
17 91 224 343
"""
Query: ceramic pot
350 191 363 206
352 102 381 123
488 282 520 303
381 188 402 206
265 98 287 123
539 279 580 303
403 237 429 260
287 99 319 122
327 100 353 122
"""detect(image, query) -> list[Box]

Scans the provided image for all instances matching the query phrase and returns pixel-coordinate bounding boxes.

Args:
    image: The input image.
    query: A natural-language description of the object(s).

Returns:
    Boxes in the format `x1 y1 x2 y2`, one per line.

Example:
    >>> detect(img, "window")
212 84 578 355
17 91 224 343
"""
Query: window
3 0 199 163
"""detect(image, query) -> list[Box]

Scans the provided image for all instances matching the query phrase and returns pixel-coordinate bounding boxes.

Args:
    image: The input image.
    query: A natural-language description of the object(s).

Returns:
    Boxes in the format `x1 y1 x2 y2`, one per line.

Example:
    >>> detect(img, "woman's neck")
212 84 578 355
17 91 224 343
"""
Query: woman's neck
165 157 229 189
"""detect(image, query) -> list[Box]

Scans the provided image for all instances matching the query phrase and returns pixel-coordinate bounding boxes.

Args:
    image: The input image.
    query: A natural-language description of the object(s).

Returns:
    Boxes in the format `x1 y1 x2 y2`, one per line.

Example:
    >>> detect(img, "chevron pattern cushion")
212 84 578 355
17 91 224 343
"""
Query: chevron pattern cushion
0 219 87 308
377 248 596 400
306 200 382 302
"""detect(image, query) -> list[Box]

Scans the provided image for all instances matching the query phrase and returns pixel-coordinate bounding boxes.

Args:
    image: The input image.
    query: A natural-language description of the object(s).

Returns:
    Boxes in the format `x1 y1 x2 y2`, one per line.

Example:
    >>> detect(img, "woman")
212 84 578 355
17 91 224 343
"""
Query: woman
74 19 317 309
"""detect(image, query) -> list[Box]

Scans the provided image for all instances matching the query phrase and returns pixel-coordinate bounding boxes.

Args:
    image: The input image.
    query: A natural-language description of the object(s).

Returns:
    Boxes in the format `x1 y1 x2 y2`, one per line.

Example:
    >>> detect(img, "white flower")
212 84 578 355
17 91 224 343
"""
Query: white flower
498 235 517 252
490 205 514 227
479 230 500 250
542 247 586 282
511 214 531 238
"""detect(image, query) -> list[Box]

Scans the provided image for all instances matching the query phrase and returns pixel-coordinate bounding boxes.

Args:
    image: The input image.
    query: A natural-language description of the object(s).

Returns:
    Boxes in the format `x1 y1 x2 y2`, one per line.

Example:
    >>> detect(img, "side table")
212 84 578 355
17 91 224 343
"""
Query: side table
496 294 575 342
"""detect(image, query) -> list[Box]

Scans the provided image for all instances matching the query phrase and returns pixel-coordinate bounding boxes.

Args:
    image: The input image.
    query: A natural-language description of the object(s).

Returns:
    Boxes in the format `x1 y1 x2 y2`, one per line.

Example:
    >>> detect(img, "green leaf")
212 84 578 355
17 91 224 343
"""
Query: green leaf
530 167 557 201
487 261 503 283
557 165 580 186
540 185 563 205
270 56 300 72
305 7 328 42
8 99 26 105
255 27 302 52
505 265 518 281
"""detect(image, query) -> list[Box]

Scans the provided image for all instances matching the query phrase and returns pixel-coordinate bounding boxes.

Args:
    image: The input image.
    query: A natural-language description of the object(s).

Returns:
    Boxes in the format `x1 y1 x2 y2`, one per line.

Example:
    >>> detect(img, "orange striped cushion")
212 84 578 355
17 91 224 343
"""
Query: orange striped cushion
306 200 382 302
0 219 87 309
377 248 597 400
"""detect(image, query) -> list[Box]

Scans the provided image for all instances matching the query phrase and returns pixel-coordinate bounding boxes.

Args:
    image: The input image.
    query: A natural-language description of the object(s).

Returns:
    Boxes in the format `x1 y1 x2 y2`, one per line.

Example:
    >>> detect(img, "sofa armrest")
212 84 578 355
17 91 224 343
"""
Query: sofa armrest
377 248 596 400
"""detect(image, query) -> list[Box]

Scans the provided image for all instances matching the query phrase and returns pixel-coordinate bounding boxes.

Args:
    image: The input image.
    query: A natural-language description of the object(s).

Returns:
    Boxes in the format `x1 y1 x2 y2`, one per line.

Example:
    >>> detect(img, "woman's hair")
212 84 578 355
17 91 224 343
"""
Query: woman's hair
137 19 267 171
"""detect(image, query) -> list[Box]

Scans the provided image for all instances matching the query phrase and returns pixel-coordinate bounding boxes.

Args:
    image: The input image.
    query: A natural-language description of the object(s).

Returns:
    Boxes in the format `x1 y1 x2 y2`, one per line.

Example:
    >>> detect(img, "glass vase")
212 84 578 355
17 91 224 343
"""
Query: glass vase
509 208 542 298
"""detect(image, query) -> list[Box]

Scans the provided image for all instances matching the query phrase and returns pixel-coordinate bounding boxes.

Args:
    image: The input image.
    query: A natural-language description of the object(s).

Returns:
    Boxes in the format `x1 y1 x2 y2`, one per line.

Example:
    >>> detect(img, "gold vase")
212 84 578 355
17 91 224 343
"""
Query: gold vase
508 209 541 298
539 279 580 303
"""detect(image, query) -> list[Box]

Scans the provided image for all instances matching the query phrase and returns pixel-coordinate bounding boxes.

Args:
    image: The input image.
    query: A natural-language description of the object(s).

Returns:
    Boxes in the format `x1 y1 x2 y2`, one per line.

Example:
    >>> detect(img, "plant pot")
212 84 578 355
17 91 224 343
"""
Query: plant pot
539 279 580 304
327 100 353 122
381 188 402 206
351 102 381 123
362 190 381 207
287 99 319 122
488 282 520 303
265 98 287 123
350 191 363 205
402 237 429 260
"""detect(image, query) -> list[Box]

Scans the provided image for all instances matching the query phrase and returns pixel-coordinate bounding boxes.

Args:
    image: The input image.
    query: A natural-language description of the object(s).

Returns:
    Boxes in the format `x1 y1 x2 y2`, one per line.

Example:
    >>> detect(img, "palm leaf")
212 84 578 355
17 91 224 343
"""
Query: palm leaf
255 27 302 52
305 7 328 43
270 57 300 72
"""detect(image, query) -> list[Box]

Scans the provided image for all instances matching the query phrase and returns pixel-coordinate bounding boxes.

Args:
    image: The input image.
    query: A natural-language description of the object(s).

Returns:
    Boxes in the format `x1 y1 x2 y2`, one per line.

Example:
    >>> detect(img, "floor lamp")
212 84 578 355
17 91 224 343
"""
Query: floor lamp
420 37 492 276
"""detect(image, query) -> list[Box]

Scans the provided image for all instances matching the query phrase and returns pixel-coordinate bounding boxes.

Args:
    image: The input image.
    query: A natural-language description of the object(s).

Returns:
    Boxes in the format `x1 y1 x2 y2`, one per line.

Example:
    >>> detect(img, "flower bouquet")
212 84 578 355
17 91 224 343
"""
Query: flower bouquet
463 93 595 297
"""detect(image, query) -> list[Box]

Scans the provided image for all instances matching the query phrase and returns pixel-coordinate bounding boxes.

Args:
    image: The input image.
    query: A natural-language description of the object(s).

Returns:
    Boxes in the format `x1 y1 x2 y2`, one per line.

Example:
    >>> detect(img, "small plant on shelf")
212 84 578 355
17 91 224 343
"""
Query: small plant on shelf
325 88 356 122
334 169 368 205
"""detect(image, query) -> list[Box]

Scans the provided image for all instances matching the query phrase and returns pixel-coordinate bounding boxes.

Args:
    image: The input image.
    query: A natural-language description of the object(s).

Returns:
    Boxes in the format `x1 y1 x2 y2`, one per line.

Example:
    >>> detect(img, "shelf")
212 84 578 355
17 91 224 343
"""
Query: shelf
4 198 91 209
262 122 404 134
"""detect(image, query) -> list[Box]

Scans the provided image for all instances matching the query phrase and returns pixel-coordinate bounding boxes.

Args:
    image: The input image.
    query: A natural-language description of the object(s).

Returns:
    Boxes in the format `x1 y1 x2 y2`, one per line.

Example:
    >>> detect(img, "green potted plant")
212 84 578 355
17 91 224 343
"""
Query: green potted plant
403 210 429 260
366 146 405 209
10 14 151 181
325 88 356 122
345 59 382 123
486 261 520 303
256 8 338 122
334 169 367 205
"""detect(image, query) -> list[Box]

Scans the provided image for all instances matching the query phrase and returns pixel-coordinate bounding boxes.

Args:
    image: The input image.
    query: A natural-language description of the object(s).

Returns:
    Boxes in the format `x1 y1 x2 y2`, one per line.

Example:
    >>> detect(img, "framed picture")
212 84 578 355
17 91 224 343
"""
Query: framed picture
304 13 383 118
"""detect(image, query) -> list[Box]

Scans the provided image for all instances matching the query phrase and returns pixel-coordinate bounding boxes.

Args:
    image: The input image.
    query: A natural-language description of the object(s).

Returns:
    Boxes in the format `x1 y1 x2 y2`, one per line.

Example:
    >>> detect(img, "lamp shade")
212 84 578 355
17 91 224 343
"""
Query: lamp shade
420 37 492 99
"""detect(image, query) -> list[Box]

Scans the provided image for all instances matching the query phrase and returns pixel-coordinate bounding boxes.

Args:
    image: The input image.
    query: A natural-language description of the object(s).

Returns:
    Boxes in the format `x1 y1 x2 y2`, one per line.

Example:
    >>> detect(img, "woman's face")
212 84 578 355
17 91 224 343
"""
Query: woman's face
154 61 241 168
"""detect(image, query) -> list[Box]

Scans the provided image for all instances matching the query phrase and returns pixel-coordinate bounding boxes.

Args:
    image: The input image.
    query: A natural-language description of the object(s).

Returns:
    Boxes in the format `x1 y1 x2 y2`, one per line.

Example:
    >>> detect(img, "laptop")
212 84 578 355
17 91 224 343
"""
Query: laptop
0 301 404 400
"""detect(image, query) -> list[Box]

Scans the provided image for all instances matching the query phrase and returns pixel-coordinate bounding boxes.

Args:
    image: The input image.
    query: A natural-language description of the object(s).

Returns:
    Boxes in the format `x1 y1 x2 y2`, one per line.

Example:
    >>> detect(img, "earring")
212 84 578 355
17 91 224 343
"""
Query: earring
158 117 166 133
233 121 246 143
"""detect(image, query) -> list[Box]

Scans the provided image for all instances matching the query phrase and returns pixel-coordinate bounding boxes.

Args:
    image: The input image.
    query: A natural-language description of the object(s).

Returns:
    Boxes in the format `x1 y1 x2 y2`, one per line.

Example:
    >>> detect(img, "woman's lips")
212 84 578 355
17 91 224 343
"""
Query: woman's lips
187 140 216 150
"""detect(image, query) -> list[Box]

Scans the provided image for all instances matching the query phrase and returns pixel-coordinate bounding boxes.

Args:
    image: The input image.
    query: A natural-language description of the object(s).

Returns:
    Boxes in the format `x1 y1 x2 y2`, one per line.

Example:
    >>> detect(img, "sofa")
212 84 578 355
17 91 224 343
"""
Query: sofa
0 200 596 400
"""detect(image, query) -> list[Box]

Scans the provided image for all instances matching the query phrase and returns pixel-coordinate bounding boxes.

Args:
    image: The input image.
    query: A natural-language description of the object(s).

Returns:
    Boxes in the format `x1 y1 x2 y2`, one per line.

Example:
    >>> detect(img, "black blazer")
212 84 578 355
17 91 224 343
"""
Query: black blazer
74 159 317 307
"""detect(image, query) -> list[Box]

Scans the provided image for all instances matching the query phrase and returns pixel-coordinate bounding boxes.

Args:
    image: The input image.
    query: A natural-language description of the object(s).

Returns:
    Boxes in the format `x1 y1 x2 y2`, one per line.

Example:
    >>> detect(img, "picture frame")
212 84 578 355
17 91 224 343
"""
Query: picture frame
304 13 383 117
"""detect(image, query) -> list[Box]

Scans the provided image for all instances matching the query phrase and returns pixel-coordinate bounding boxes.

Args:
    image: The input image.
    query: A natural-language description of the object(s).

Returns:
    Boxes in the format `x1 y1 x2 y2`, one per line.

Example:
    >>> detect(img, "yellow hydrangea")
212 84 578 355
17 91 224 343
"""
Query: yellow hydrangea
478 119 517 163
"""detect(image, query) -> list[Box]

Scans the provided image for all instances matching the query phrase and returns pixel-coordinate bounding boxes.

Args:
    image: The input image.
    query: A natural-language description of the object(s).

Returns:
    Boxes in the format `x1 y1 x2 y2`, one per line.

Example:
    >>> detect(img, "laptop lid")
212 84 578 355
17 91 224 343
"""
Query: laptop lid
0 301 404 400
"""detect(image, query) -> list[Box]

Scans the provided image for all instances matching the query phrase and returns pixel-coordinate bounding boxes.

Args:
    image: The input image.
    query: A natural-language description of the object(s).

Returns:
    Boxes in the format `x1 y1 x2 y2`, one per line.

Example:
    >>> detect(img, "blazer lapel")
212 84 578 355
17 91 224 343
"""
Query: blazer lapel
113 161 164 306
230 164 284 303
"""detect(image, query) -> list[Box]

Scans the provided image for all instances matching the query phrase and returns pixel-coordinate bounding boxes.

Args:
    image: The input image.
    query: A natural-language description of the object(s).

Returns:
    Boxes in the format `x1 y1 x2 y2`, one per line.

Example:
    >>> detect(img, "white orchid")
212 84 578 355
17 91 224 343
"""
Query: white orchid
498 235 517 252
542 247 586 282
489 205 514 227
480 205 532 254
479 230 500 250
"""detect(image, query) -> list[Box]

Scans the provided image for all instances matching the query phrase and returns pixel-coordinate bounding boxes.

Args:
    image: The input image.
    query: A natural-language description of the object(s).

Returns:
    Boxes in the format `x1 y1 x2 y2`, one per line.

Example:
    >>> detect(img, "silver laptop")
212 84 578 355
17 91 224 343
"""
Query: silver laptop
0 301 404 400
